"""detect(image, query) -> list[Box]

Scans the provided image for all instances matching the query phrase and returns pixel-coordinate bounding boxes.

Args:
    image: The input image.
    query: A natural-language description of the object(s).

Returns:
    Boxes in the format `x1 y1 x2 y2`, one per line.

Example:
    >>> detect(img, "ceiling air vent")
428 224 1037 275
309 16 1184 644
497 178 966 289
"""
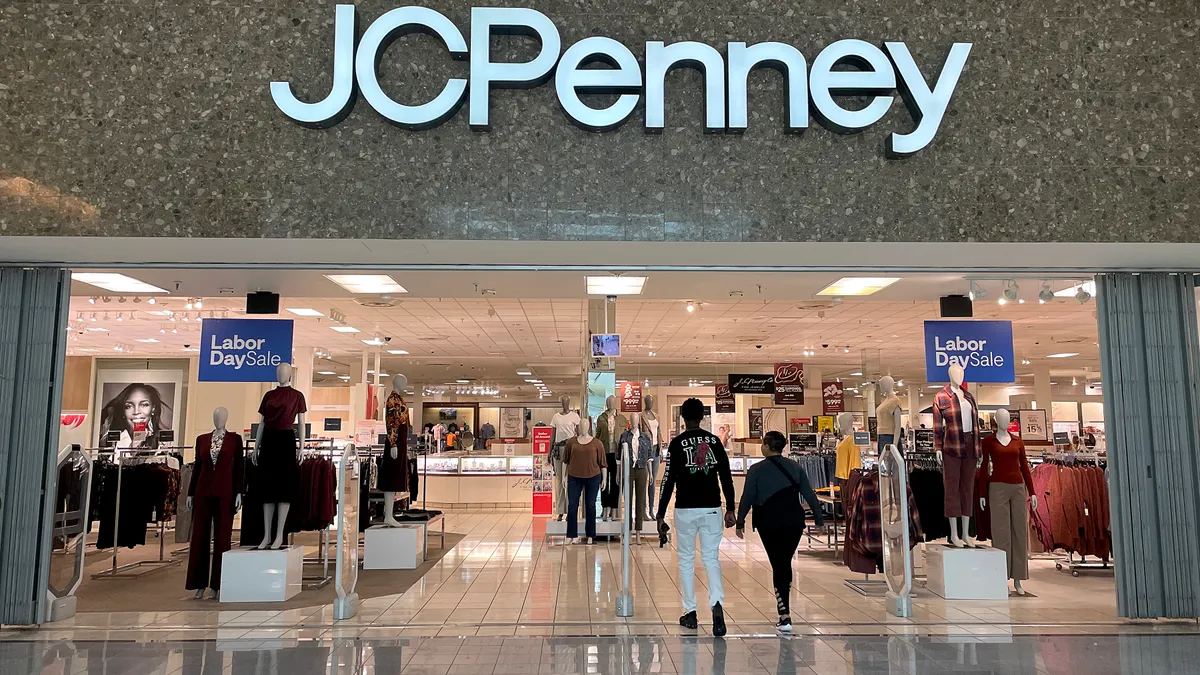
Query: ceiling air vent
355 296 402 308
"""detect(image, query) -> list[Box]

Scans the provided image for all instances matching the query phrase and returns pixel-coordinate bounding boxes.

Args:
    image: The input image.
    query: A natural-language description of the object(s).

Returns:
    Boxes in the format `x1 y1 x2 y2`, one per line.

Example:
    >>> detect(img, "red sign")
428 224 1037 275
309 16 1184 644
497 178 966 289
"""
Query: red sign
619 381 643 413
715 384 736 413
822 381 845 414
774 362 805 405
60 413 87 429
531 426 554 515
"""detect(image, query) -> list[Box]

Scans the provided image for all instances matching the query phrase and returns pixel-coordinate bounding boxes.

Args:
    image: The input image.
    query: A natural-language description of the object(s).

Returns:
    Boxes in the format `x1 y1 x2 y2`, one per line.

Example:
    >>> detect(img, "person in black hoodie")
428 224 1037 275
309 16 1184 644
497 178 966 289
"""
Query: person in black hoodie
656 398 736 636
735 431 824 633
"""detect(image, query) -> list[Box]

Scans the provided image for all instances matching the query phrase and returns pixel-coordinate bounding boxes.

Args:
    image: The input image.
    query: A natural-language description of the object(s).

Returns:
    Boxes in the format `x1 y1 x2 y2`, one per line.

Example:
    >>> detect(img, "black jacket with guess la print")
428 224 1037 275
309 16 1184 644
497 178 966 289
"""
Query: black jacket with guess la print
656 427 736 520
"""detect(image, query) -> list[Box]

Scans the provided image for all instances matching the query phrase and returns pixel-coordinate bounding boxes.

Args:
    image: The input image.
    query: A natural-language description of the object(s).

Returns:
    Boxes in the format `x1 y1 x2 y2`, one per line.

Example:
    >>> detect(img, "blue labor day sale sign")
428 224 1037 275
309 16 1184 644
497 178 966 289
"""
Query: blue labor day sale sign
924 320 1015 383
199 318 294 382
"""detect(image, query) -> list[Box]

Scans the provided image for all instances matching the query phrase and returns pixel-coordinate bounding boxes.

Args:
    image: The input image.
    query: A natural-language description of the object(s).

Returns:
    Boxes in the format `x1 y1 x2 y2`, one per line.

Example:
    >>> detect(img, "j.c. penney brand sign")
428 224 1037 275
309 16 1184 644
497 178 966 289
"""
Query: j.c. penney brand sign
199 319 295 382
924 320 1014 384
271 5 972 156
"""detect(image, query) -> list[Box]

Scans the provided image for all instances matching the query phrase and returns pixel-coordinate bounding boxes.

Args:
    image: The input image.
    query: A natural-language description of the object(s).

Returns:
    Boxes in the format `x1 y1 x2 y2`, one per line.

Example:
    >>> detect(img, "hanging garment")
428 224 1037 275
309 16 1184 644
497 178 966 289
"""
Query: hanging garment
381 391 410 492
176 464 194 543
842 468 923 574
932 384 980 459
907 467 950 542
252 428 299 503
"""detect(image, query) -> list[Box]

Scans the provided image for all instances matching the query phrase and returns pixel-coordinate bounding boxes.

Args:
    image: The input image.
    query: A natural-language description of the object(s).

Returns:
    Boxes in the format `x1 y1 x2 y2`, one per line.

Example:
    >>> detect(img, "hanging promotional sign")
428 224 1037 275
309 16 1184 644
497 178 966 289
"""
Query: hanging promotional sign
748 409 764 438
199 318 294 382
773 363 805 405
816 415 835 433
715 384 736 413
728 373 774 395
618 381 643 413
789 433 818 453
531 426 554 515
914 428 935 454
923 320 1015 383
821 381 845 414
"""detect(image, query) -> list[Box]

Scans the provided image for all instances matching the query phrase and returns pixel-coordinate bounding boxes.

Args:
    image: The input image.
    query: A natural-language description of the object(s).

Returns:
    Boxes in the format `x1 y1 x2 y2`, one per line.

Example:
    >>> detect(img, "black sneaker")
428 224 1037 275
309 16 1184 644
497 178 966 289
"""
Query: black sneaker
776 617 792 633
712 602 727 637
679 610 698 630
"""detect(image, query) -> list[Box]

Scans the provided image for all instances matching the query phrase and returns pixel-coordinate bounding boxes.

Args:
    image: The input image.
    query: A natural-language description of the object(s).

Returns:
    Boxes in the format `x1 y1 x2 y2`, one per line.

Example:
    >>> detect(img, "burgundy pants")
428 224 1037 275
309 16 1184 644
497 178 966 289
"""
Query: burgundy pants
186 495 235 591
942 453 978 518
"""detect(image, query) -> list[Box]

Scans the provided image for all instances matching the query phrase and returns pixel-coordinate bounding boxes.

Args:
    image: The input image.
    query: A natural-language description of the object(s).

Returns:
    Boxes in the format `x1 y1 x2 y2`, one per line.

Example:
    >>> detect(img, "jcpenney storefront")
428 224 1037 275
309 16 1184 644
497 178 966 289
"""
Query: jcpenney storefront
2 0 1200 625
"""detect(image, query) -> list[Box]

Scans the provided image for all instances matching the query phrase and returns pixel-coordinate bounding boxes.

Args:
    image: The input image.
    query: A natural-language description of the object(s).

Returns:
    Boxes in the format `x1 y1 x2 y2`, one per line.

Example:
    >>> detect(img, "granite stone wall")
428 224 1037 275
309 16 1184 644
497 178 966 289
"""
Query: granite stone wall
0 0 1196 243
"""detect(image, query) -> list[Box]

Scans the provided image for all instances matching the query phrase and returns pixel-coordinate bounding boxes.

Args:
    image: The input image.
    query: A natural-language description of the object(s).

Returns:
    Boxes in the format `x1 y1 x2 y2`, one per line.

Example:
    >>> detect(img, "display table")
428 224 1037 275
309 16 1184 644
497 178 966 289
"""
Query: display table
925 544 1008 600
364 525 424 569
219 546 303 602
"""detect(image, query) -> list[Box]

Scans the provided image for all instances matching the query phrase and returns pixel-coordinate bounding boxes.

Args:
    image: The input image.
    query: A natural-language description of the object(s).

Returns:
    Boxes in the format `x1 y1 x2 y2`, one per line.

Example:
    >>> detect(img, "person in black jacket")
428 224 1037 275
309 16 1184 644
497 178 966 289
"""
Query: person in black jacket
735 431 824 633
656 398 737 636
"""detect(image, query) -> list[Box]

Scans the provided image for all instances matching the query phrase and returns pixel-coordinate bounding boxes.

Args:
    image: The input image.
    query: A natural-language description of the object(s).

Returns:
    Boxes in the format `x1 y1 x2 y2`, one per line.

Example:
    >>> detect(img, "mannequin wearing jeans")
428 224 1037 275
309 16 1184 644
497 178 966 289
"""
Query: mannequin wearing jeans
550 395 580 522
562 418 606 544
875 376 903 454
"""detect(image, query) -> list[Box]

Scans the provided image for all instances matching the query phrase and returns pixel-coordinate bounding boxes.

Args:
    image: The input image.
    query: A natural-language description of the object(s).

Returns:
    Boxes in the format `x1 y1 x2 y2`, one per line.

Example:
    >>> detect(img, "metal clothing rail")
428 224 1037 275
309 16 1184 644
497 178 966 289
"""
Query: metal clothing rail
90 447 188 580
299 439 338 589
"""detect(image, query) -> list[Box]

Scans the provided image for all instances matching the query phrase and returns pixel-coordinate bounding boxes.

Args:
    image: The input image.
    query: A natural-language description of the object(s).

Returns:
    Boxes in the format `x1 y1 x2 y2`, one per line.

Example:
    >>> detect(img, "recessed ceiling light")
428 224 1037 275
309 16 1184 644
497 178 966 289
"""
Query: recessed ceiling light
362 338 385 346
816 277 901 296
585 276 647 295
324 274 407 294
331 326 360 333
287 308 324 317
850 371 863 376
516 370 532 376
338 375 351 380
73 273 169 295
1046 352 1079 358
525 379 541 383
136 338 159 343
317 371 336 375
87 327 109 332
456 379 470 383
387 349 409 355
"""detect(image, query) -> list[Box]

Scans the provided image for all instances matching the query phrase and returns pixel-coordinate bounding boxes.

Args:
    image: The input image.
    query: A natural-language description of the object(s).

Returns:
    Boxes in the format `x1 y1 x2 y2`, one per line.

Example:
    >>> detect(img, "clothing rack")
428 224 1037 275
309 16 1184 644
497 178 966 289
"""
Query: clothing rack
299 439 337 590
1056 552 1112 577
90 447 187 579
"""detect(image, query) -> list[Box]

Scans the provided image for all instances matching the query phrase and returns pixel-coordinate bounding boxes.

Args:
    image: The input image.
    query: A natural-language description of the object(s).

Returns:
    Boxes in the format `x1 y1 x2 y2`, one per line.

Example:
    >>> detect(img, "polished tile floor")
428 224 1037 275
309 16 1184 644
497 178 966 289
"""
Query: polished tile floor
4 510 1133 642
5 633 1200 675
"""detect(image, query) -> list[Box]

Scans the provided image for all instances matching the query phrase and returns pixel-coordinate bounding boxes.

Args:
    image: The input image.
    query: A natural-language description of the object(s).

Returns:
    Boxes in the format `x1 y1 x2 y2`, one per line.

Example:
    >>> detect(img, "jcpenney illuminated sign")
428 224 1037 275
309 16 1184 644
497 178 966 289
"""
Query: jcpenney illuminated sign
271 5 972 156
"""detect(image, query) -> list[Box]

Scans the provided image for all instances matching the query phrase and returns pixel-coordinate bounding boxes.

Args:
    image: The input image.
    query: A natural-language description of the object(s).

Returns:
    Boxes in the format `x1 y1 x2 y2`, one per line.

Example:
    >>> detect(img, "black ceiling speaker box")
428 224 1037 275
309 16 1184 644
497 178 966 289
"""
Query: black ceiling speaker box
939 295 973 318
246 291 280 315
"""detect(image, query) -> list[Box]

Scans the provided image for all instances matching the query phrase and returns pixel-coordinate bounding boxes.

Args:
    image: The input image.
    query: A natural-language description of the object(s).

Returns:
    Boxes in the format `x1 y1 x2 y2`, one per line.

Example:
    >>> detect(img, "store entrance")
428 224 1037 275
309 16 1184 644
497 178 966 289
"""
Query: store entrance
47 269 1115 629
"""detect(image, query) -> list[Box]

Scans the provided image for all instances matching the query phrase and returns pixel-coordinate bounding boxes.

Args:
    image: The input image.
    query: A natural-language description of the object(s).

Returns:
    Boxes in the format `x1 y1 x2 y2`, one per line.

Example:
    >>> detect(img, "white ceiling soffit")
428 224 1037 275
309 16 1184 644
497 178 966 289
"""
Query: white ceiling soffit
8 236 1200 273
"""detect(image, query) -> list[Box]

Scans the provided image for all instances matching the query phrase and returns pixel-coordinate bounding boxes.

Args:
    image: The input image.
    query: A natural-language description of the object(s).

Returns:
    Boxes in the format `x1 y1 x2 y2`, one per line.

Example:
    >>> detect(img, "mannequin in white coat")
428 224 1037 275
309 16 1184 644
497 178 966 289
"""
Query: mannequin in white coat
252 363 306 550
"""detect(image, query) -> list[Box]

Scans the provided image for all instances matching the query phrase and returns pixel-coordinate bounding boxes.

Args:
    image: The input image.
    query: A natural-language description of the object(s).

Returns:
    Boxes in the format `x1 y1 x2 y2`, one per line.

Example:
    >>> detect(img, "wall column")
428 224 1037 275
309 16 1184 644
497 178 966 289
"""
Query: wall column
1033 363 1054 428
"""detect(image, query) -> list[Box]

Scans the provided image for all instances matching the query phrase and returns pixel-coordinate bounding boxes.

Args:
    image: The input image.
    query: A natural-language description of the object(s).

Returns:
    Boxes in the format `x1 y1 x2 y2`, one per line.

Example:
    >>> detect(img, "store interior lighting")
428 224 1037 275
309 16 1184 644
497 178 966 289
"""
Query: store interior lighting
585 275 647 295
331 326 360 333
287 308 325 317
1038 282 1055 304
969 280 988 302
386 349 409 355
686 300 695 313
816 277 902 296
1055 280 1095 299
1046 352 1079 358
73 273 169 295
324 274 407 294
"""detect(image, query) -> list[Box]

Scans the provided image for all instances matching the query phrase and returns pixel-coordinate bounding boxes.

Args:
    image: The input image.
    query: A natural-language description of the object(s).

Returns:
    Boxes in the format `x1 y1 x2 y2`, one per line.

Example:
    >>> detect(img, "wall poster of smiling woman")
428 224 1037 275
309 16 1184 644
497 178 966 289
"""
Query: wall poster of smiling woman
93 369 185 450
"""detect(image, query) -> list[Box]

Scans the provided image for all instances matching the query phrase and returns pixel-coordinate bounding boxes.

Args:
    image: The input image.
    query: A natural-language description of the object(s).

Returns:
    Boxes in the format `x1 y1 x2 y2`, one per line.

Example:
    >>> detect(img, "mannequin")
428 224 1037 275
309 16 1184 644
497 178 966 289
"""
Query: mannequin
596 395 628 521
643 393 661 520
875 376 903 454
980 408 1037 595
562 417 607 544
622 413 654 544
186 407 244 599
834 411 860 484
550 395 580 522
933 363 980 548
380 374 411 527
252 362 307 550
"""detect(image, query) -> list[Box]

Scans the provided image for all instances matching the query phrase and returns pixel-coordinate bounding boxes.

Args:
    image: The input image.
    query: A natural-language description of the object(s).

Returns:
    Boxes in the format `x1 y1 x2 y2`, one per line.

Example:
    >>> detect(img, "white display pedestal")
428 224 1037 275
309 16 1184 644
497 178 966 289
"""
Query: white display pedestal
219 546 303 602
925 545 1008 600
545 519 650 540
364 525 424 570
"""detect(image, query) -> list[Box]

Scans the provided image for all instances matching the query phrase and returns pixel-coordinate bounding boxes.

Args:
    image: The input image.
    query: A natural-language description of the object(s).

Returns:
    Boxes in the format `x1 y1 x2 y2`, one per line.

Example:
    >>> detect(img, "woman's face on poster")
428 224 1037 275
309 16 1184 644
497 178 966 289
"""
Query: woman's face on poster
123 387 154 427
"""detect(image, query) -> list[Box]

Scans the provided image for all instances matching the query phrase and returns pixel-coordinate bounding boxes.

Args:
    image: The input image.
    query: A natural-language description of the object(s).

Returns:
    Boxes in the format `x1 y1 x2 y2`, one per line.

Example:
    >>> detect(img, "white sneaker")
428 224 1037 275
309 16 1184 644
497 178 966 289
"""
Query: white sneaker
776 618 793 633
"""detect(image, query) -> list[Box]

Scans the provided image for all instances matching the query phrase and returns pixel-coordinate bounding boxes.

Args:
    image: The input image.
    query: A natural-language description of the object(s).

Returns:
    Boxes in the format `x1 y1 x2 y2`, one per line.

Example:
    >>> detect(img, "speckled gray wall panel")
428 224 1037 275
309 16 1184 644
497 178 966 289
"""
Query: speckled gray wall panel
0 0 1197 242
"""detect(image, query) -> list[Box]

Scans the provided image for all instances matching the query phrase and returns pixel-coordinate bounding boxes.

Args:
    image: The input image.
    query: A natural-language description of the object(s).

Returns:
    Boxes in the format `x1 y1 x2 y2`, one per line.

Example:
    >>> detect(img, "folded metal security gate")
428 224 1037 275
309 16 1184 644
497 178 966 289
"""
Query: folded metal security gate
1098 272 1200 619
0 268 71 625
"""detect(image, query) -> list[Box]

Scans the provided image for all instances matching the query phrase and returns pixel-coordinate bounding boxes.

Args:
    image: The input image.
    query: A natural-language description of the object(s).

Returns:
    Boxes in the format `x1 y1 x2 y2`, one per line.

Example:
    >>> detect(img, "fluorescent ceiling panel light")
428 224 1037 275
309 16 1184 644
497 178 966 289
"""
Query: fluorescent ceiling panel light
338 375 351 380
136 338 159 343
456 379 470 383
386 349 409 355
362 338 385 346
850 371 863 376
1054 281 1096 298
331 326 360 333
317 371 336 375
586 276 647 295
1046 352 1079 358
516 370 532 376
287 308 324 317
87 327 109 332
525 379 541 383
324 274 407 294
816 277 902 296
73 273 169 295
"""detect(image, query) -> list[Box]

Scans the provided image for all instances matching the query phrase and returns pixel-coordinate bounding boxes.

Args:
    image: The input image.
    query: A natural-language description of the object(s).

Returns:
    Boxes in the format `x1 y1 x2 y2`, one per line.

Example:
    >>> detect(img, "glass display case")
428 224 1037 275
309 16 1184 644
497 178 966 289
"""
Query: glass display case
461 456 508 475
746 457 767 471
728 457 746 474
421 456 461 474
508 456 534 475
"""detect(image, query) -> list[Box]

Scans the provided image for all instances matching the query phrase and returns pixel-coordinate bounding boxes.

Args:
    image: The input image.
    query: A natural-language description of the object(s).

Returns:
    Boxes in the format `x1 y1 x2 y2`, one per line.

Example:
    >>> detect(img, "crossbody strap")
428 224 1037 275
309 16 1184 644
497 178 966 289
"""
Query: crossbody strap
765 455 802 491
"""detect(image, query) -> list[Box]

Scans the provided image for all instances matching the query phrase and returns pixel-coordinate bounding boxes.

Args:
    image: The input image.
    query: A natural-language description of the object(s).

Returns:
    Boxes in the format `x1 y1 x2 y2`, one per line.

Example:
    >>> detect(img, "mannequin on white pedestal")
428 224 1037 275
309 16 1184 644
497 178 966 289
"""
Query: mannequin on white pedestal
933 363 980 549
380 374 411 527
252 363 307 550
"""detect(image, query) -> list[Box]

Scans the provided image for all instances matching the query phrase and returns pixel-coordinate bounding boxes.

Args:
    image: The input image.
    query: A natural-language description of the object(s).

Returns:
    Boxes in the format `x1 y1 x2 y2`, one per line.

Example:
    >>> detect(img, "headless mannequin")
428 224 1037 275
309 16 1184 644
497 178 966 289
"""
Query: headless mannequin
600 395 620 521
564 418 606 545
625 412 641 544
553 395 577 522
938 363 977 549
188 407 241 599
980 408 1037 595
382 374 409 528
876 376 903 447
836 411 858 478
252 362 305 550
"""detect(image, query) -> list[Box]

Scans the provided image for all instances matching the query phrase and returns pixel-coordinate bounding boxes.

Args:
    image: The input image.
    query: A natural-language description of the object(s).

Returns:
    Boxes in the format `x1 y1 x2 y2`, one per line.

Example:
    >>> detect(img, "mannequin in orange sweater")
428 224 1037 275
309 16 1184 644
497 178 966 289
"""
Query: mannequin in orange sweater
979 408 1038 595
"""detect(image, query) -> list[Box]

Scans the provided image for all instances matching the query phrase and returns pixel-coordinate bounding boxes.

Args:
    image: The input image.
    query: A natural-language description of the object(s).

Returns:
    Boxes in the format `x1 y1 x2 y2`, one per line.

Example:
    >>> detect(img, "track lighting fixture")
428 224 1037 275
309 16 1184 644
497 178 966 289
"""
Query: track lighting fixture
148 297 156 305
88 297 96 305
1003 281 1019 304
1076 284 1092 304
1038 282 1054 304
968 280 987 302
686 300 695 313
185 299 193 310
118 296 127 304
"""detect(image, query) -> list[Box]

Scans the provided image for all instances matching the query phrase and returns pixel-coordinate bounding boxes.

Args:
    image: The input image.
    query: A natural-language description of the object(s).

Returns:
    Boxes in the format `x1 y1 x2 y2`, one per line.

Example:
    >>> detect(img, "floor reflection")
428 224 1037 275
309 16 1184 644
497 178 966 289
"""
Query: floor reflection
3 633 1200 675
